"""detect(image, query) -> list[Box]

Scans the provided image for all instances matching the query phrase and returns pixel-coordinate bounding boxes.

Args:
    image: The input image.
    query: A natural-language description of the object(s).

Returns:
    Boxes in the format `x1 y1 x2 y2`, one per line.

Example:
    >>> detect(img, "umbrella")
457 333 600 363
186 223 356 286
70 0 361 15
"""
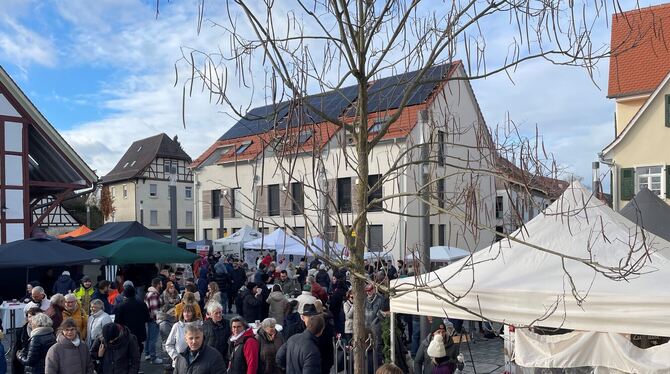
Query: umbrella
89 237 199 265
0 238 104 268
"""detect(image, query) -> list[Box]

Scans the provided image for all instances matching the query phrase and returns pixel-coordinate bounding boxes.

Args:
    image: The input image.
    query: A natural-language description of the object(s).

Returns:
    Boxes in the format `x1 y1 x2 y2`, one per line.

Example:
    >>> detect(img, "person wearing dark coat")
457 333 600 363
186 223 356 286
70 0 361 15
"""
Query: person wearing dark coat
17 313 56 374
91 280 113 315
227 318 259 374
230 262 247 313
90 323 140 374
259 275 272 319
315 265 331 290
13 307 43 373
413 319 459 374
283 300 304 341
275 313 324 374
113 286 150 356
52 271 77 296
242 283 263 323
255 318 285 374
202 302 230 366
316 307 335 374
213 262 231 312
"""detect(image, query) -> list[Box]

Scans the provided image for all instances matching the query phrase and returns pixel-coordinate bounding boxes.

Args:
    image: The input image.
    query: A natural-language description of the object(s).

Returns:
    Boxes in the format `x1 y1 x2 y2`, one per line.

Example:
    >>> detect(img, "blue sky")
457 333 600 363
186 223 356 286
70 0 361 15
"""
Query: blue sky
0 0 663 188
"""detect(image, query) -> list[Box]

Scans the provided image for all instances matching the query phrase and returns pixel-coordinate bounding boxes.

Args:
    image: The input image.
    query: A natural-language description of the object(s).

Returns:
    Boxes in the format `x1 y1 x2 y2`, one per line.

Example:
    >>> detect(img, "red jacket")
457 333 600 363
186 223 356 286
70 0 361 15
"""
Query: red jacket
261 255 272 267
229 328 259 374
311 282 328 303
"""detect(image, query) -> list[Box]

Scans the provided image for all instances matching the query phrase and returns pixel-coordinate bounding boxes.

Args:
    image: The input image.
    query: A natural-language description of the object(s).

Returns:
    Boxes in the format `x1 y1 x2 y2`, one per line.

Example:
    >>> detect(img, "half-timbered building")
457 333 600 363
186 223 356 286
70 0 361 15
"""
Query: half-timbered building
101 133 194 239
0 66 97 243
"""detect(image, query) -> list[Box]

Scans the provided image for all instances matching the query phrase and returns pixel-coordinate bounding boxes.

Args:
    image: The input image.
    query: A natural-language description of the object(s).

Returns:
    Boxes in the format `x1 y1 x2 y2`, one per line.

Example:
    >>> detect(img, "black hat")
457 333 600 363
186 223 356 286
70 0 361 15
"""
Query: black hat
302 303 320 316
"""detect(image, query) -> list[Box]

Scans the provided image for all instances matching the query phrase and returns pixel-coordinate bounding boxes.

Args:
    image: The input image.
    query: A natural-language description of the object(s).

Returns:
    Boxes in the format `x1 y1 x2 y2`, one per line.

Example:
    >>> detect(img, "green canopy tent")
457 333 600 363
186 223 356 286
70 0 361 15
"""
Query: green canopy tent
90 237 199 265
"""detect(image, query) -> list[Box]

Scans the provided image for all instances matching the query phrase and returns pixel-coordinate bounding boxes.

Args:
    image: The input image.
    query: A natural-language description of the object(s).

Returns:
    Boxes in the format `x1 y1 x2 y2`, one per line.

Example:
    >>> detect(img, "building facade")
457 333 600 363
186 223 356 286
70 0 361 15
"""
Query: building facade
101 133 195 239
600 4 670 211
0 66 97 243
191 63 498 259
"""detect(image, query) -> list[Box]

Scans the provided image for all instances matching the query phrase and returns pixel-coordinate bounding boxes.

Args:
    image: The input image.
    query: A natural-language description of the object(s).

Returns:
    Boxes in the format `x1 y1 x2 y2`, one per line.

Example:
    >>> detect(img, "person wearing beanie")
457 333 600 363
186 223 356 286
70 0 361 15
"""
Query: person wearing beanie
52 271 77 296
413 317 459 374
91 322 140 374
296 284 317 314
74 276 95 315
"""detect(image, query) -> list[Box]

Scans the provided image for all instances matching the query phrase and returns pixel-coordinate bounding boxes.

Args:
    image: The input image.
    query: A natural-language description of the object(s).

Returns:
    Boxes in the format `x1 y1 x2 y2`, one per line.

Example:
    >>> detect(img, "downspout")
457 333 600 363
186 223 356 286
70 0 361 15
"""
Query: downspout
598 153 616 210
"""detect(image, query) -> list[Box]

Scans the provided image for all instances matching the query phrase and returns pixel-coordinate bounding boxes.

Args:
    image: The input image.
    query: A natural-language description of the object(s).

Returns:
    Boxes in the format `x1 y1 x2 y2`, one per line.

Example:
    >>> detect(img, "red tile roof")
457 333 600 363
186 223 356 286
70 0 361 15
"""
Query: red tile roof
495 156 568 199
608 3 670 98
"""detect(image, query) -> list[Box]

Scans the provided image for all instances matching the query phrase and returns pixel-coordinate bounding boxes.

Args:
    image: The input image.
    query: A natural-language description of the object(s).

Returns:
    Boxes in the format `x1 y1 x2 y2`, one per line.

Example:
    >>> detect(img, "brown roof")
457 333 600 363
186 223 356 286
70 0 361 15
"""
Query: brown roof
608 4 670 98
103 133 191 183
495 156 568 199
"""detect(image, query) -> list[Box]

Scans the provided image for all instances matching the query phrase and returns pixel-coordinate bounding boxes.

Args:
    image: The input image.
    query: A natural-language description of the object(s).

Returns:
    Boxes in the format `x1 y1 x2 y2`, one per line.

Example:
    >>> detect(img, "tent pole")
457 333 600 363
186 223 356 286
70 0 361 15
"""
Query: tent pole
390 311 396 364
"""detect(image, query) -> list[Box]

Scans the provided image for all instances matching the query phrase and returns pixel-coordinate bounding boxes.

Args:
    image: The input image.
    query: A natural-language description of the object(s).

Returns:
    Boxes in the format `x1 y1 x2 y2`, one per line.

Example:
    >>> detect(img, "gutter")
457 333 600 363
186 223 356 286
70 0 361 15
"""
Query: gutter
597 152 617 211
32 181 99 210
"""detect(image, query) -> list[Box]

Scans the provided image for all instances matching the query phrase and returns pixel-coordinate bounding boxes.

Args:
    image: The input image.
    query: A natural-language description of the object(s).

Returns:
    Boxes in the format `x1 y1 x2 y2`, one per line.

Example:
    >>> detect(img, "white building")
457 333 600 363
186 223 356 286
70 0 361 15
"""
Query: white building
101 133 195 239
191 62 498 259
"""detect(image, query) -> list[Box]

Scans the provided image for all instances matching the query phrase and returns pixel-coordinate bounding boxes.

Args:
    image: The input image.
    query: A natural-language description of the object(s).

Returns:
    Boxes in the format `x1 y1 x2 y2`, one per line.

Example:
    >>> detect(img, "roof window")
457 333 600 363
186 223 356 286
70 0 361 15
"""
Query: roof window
236 141 252 155
137 145 142 152
368 117 387 133
298 130 312 145
123 162 130 168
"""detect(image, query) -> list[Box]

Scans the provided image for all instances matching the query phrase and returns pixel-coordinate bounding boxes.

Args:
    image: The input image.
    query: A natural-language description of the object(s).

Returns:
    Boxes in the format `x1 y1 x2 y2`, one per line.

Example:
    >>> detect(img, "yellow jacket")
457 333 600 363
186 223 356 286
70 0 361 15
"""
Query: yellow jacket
62 304 88 340
74 286 95 314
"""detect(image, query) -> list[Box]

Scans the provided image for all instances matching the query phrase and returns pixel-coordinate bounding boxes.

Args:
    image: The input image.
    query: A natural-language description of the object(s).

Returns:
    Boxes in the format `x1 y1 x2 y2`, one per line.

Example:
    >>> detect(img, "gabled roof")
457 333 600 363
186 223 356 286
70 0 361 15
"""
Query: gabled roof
608 3 670 98
193 62 460 168
602 69 670 155
102 133 191 184
0 66 97 184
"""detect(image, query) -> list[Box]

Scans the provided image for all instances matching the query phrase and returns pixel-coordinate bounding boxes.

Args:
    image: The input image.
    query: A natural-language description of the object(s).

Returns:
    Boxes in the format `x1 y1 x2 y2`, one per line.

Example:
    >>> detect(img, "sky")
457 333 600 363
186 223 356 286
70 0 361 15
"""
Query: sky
0 0 663 188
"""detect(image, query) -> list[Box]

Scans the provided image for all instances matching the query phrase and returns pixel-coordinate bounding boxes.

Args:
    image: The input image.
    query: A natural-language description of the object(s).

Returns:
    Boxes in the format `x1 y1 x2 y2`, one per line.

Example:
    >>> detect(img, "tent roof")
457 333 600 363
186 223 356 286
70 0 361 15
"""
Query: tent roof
243 228 306 256
214 226 262 245
405 246 470 262
391 182 670 336
57 225 92 239
619 188 670 242
64 221 169 249
89 237 198 265
0 238 104 268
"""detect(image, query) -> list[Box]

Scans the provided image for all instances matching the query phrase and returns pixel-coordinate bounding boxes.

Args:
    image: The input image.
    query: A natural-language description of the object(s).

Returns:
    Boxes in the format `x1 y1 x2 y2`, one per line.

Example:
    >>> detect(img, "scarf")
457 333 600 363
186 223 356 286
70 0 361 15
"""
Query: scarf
30 326 53 338
71 337 81 347
229 329 248 343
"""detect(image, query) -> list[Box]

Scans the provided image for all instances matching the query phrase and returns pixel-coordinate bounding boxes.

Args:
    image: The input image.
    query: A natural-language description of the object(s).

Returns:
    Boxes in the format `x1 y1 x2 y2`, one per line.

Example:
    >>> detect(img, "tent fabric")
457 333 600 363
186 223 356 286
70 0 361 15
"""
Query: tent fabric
390 182 670 337
0 238 104 268
56 225 92 239
89 237 198 265
620 188 670 242
514 329 670 372
65 221 169 249
214 226 263 254
405 246 470 262
243 228 306 256
307 237 346 257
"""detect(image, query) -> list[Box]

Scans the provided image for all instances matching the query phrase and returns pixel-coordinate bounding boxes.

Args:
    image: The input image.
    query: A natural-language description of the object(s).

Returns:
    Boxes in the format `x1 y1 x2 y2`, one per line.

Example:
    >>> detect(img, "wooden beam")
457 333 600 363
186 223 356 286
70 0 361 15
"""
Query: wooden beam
29 180 87 189
31 187 74 230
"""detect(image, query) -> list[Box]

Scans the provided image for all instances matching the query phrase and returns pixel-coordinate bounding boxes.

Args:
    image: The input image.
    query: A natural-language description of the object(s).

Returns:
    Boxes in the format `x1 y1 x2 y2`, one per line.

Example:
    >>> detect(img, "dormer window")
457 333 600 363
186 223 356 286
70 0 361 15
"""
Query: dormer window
137 145 142 152
123 162 129 168
298 130 312 145
236 141 252 154
368 117 387 133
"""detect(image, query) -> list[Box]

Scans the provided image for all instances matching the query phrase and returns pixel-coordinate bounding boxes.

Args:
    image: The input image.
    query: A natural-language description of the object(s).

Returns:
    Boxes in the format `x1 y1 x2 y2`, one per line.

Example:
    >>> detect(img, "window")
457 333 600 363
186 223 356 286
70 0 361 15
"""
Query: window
231 188 241 218
636 166 663 196
438 130 445 166
291 182 304 215
137 145 142 152
111 187 116 198
293 226 305 238
429 224 434 247
268 184 280 216
496 196 504 219
261 227 270 235
495 226 504 242
123 162 129 168
298 131 312 145
203 229 212 240
436 178 445 209
130 160 136 167
149 184 158 197
164 160 176 174
186 211 193 226
369 117 387 134
337 178 352 213
185 186 193 199
211 190 221 218
232 227 241 234
217 228 227 239
236 141 252 154
438 224 446 246
150 210 158 226
123 184 128 199
367 225 383 252
368 174 383 212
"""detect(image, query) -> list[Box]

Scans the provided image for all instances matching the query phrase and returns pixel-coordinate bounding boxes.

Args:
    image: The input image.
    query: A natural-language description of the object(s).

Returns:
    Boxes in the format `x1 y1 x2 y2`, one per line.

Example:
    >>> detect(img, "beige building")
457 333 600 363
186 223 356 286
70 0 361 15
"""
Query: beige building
101 133 194 239
600 4 670 211
191 63 498 259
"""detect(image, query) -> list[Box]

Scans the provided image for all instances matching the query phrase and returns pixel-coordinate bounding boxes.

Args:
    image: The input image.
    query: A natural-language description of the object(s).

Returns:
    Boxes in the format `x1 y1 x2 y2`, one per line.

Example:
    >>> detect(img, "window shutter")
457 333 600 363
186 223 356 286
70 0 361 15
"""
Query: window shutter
620 168 634 201
666 166 670 199
201 190 211 220
665 95 670 127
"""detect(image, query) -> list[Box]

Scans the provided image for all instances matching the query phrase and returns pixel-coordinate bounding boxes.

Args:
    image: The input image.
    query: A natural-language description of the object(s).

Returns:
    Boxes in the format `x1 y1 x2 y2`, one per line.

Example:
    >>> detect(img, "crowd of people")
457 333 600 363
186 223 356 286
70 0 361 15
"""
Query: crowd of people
6 254 467 374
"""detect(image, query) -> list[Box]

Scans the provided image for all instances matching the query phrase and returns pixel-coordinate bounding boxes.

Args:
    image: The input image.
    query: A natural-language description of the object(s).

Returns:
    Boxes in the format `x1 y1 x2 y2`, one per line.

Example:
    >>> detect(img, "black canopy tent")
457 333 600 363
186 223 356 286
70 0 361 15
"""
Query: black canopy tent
64 221 170 249
0 237 104 268
620 188 670 242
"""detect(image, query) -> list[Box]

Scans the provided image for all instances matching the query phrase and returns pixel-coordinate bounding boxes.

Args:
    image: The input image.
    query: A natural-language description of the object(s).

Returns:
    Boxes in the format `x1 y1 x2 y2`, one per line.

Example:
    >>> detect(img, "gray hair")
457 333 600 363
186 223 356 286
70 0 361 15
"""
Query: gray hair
64 293 77 302
90 299 104 308
306 275 315 284
205 301 223 315
50 293 65 307
31 313 53 328
184 322 203 336
260 318 277 330
32 286 45 295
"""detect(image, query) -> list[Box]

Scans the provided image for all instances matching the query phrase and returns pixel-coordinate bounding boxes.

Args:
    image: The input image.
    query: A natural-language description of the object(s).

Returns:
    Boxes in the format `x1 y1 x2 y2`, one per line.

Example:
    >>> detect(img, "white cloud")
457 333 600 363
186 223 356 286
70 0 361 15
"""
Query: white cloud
0 18 57 69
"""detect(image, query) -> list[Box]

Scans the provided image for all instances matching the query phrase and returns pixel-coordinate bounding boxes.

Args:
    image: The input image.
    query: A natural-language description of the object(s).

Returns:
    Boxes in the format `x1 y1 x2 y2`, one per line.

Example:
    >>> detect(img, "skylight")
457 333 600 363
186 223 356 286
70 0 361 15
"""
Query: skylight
123 162 130 168
368 118 386 133
236 141 252 154
137 145 142 152
298 130 312 145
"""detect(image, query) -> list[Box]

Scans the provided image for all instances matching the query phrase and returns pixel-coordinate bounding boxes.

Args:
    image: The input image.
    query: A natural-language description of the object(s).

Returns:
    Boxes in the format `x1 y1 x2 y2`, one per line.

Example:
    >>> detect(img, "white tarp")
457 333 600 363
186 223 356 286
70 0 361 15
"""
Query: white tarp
515 329 670 373
213 226 262 255
391 182 670 337
405 246 470 262
307 236 346 258
243 228 306 256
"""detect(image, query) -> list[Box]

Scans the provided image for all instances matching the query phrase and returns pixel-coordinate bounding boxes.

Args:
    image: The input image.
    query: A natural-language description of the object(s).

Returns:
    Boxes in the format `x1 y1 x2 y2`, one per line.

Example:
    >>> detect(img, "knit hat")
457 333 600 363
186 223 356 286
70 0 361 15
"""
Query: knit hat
62 271 70 276
102 323 121 342
122 280 134 288
302 284 312 292
426 334 447 358
81 275 91 282
319 264 326 270
430 318 446 333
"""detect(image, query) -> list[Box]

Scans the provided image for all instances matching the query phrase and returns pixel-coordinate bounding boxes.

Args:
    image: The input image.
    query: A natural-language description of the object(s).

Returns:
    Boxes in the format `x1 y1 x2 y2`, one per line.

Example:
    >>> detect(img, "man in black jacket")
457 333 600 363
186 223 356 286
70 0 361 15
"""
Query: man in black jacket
114 285 150 356
276 312 324 374
230 261 247 314
202 301 230 365
175 323 226 374
242 282 263 323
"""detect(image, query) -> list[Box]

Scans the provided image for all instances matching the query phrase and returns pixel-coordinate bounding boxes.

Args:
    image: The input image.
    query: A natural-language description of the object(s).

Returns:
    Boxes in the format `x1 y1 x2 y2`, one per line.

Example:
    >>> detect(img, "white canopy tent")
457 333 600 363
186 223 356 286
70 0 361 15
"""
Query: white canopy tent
243 228 306 256
212 226 262 257
308 236 346 258
391 182 670 337
405 246 470 262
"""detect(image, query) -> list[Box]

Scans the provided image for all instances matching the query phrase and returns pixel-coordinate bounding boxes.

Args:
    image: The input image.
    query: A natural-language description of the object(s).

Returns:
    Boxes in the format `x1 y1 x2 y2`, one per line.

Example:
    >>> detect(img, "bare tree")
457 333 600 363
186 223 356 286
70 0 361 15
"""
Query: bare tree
167 1 661 372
